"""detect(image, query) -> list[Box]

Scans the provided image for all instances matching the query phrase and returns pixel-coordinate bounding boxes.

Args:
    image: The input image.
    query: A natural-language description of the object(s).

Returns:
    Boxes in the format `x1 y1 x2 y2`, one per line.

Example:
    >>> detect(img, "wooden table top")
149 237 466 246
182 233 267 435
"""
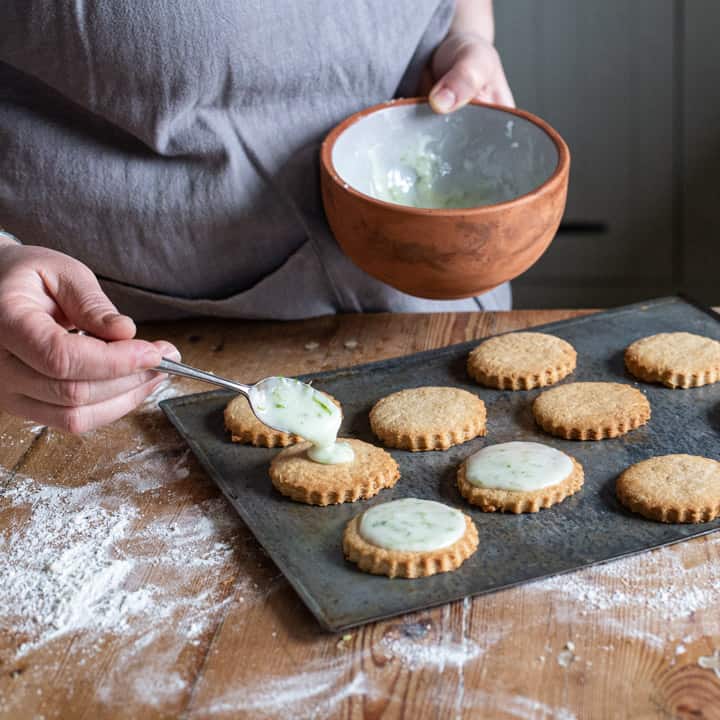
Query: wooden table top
1 309 719 720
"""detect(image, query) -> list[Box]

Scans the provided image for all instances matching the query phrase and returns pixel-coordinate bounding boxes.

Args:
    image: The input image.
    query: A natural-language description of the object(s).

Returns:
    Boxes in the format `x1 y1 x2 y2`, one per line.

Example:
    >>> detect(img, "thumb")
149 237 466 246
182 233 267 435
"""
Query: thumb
51 266 136 341
429 55 484 114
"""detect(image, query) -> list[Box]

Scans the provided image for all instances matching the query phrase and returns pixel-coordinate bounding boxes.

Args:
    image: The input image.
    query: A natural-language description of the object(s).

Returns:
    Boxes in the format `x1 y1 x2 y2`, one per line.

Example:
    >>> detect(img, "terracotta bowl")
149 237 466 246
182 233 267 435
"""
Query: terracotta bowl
320 98 570 299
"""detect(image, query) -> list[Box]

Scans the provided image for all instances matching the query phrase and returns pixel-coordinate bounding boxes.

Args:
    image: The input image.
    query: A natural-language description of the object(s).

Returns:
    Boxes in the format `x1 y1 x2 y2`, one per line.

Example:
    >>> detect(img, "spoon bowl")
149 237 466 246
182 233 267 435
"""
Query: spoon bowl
156 359 341 445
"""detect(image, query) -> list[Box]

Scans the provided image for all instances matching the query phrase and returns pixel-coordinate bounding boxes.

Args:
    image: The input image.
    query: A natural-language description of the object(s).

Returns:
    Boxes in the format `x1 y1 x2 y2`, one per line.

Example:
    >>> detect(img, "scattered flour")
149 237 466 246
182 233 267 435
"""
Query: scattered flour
529 544 720 634
460 690 578 720
199 664 376 720
698 649 720 679
0 470 239 660
379 630 481 671
2 374 719 718
110 446 192 492
0 381 259 716
557 641 576 668
140 378 185 409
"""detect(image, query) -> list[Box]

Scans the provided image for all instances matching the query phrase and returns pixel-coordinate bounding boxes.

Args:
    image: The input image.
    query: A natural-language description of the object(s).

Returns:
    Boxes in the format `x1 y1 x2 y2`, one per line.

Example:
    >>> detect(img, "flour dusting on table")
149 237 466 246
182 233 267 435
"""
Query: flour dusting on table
0 468 240 653
0 381 261 717
1 376 719 719
527 540 720 645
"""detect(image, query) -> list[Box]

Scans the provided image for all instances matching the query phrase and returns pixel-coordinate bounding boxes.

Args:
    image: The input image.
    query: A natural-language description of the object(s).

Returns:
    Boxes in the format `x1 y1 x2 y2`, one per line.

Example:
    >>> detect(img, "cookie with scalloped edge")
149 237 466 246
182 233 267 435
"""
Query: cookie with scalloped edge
457 441 584 513
616 454 720 523
625 332 720 389
467 332 577 390
343 498 478 578
269 438 398 506
224 391 339 448
369 386 486 451
532 382 650 440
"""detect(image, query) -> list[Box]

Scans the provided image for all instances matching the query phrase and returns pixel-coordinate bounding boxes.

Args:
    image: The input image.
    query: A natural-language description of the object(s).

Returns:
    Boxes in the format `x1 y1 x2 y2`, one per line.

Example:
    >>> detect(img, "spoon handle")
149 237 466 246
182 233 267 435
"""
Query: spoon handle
157 358 251 396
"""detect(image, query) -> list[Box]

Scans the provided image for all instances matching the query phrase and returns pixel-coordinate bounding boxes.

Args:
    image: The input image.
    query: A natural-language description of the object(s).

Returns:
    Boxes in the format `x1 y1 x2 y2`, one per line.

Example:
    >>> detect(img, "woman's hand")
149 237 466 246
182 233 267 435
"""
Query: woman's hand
425 0 513 114
428 31 514 113
0 242 181 432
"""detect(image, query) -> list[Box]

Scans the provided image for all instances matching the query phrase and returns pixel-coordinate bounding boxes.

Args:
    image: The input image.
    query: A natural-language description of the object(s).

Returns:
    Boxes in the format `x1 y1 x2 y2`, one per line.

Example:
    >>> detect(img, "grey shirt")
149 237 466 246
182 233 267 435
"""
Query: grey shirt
0 1 510 320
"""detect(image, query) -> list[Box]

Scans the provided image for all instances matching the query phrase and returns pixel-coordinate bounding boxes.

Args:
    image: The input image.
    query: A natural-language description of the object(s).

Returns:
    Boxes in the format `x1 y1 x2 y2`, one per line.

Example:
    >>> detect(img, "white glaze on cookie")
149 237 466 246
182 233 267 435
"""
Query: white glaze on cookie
359 498 466 552
465 441 573 492
307 441 355 465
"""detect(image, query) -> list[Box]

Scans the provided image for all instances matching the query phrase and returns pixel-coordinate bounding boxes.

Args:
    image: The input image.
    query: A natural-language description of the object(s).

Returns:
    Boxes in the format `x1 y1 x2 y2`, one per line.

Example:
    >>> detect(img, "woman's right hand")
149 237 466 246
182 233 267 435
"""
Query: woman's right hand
0 242 181 433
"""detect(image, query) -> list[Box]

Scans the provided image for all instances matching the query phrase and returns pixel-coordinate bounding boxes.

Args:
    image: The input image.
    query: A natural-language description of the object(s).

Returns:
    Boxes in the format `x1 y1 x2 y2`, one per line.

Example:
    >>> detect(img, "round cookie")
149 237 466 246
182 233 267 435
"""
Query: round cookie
467 332 577 390
224 391 339 448
625 332 720 389
457 441 584 513
532 382 650 440
269 438 399 505
616 454 720 523
369 386 486 451
343 498 479 578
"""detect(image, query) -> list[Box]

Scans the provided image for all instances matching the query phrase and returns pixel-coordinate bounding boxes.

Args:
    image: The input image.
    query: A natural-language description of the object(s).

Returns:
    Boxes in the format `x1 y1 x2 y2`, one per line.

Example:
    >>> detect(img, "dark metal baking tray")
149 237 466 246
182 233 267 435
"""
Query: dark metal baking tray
161 296 720 631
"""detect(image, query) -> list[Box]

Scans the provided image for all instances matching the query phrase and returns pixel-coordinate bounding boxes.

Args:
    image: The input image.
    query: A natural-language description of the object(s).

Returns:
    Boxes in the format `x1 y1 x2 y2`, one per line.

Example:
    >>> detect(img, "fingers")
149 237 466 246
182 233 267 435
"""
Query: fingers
429 35 514 113
40 264 136 341
430 57 480 113
0 341 179 406
0 245 183 431
0 351 164 407
3 375 167 434
1 307 178 380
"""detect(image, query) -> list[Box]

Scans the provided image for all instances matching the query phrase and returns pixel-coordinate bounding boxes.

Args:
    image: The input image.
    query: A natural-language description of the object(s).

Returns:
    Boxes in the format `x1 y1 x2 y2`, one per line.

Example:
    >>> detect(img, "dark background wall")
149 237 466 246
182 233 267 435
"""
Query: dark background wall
495 0 719 308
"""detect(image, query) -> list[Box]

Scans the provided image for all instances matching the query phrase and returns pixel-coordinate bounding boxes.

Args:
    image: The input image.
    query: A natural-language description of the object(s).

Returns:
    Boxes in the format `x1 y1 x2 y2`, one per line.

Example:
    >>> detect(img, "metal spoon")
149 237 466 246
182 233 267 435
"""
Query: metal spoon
155 357 315 435
157 357 253 396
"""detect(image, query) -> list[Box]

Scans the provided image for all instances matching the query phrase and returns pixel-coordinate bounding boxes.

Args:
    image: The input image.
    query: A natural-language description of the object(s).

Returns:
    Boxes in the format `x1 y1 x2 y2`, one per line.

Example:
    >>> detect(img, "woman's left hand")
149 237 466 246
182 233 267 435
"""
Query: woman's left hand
426 31 514 113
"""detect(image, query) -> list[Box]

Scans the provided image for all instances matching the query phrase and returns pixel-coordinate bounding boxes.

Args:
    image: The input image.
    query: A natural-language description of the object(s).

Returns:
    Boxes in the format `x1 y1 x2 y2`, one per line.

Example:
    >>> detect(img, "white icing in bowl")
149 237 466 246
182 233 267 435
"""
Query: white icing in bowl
331 103 559 209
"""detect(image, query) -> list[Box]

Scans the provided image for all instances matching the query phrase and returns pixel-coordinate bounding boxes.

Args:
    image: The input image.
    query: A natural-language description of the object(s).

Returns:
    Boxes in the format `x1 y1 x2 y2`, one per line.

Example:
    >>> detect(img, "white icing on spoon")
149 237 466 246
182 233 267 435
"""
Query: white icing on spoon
150 362 351 464
465 441 573 492
249 377 353 465
359 498 466 552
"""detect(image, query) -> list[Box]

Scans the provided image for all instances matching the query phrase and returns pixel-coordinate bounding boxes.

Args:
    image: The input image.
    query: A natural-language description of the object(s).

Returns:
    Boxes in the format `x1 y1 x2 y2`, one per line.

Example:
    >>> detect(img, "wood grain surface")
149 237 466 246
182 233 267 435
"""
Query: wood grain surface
1 310 719 720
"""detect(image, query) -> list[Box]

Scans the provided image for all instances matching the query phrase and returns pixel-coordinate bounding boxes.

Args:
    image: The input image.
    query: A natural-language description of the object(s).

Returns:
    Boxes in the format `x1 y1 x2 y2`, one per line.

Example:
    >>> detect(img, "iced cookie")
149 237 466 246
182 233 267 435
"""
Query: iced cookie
369 386 486 451
343 498 478 578
457 441 584 513
269 438 399 505
224 390 339 448
533 382 650 440
625 332 720 389
616 454 720 523
467 332 577 390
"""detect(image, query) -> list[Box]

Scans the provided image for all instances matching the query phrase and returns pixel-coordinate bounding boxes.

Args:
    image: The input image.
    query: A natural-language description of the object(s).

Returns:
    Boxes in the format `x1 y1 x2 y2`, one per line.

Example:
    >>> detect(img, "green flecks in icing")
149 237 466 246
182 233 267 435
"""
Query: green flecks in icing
359 498 465 552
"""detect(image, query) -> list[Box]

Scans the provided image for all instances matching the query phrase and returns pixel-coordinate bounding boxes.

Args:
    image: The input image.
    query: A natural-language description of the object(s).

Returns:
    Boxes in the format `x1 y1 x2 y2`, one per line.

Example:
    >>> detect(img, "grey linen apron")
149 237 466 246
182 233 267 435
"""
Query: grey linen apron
0 1 511 321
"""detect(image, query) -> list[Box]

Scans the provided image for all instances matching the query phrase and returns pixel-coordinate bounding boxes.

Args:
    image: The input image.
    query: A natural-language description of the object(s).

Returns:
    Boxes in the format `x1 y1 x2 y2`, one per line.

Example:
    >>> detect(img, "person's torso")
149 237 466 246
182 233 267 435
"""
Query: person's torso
0 1 510 319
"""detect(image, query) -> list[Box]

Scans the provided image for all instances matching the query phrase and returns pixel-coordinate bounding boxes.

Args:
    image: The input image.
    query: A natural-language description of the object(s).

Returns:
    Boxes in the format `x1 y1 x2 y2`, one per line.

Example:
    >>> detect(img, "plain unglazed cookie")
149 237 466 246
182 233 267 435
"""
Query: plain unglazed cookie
532 382 651 440
224 391 339 447
625 332 720 388
616 454 720 523
467 332 577 390
457 441 584 513
343 498 479 578
269 438 399 505
369 386 486 451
